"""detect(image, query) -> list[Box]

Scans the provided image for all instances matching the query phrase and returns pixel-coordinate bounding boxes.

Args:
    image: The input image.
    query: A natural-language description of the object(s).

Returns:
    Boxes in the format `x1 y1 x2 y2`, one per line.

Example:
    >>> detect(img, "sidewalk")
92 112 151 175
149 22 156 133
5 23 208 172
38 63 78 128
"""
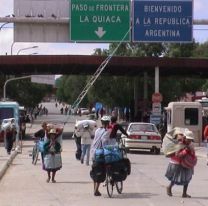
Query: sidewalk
0 143 19 180
0 114 88 181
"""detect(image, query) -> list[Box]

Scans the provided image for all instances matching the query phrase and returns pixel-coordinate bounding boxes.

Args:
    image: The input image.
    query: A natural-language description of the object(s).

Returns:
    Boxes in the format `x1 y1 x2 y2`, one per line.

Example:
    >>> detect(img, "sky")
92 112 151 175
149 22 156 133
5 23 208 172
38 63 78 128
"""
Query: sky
0 0 208 56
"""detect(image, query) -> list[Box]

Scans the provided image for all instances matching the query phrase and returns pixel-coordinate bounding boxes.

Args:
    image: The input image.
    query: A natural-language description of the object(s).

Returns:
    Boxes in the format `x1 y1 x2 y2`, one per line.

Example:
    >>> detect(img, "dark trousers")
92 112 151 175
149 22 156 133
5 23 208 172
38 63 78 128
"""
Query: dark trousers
5 136 14 153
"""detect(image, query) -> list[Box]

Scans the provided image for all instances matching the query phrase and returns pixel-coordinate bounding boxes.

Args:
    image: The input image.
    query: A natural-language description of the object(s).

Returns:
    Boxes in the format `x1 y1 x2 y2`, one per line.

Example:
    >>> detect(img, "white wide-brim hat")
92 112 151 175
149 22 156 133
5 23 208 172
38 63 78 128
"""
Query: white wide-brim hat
184 130 194 140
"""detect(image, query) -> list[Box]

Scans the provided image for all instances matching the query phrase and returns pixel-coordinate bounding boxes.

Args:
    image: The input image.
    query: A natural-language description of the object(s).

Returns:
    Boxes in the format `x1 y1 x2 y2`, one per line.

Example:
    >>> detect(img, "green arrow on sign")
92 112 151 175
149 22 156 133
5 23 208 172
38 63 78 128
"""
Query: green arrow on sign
70 0 131 42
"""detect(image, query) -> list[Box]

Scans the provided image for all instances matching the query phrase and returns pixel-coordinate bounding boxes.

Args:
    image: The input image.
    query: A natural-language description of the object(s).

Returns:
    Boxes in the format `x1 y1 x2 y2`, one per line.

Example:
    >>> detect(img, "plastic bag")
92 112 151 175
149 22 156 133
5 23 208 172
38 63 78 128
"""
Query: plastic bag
104 145 122 163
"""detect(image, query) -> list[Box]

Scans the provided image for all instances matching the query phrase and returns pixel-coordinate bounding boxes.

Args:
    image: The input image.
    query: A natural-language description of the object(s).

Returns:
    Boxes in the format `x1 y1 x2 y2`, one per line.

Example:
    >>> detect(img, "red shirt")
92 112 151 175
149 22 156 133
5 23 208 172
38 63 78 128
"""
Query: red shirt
204 125 208 140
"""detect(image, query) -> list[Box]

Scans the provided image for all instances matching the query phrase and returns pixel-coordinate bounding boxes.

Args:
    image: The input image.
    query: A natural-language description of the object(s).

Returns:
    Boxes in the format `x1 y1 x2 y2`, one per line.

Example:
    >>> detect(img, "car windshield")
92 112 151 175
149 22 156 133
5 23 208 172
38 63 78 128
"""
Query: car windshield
129 124 155 132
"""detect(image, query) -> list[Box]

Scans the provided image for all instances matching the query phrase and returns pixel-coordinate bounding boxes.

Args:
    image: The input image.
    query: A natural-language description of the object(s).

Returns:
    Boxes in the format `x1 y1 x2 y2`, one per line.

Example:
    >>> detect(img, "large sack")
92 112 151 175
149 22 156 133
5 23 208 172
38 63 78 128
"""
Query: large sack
104 145 122 163
94 148 105 163
162 127 186 157
1 122 11 130
75 120 97 130
1 118 16 130
47 124 63 146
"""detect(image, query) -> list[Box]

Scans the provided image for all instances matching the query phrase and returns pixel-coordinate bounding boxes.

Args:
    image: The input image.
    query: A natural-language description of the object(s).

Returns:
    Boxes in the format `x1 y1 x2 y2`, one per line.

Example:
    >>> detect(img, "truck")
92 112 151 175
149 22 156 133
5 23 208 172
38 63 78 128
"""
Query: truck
165 102 203 144
0 101 20 142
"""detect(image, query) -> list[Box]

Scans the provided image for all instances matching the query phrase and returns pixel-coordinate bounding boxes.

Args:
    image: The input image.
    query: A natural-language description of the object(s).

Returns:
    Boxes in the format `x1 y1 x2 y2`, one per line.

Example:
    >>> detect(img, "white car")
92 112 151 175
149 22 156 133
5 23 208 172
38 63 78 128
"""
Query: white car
121 122 162 154
80 108 90 115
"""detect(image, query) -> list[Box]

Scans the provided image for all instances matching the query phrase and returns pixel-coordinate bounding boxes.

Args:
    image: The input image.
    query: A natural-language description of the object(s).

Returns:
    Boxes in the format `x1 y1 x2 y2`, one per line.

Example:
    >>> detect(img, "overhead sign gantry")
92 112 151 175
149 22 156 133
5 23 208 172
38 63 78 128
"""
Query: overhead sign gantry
12 0 193 43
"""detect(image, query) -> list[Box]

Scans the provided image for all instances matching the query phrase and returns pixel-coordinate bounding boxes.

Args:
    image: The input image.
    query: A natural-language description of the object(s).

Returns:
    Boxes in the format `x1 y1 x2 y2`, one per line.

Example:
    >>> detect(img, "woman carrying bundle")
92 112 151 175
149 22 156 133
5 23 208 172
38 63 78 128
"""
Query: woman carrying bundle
165 130 197 198
43 128 62 183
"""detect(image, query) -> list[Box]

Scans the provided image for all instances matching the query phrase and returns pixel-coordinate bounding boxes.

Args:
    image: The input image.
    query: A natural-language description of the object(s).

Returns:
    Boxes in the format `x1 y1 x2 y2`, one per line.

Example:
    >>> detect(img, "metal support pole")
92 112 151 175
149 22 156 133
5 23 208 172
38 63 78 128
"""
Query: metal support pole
10 42 15 55
0 22 9 30
155 66 159 93
144 72 148 99
0 17 208 25
17 46 38 55
134 77 139 120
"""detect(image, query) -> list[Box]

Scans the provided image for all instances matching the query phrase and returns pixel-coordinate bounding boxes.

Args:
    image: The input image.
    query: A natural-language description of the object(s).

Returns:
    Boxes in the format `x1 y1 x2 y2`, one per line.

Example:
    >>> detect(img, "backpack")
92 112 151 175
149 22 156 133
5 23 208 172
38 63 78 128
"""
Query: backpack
90 162 106 183
110 160 128 182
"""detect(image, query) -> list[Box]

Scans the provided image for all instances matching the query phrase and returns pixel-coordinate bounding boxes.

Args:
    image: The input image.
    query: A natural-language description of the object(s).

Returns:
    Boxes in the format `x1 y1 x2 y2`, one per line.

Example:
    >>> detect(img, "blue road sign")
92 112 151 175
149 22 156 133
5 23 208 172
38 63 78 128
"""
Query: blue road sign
150 114 161 125
133 0 193 42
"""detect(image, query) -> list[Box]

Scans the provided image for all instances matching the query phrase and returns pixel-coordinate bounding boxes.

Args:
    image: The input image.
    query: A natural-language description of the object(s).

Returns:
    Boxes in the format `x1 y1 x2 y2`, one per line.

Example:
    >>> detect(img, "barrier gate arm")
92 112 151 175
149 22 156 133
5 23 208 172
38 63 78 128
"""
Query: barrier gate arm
63 27 132 125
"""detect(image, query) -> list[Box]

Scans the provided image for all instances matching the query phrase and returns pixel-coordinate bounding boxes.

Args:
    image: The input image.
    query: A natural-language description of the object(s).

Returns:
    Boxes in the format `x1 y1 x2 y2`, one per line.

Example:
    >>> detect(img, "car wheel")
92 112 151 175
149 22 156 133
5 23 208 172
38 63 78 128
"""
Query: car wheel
153 148 160 155
156 148 161 155
151 147 160 155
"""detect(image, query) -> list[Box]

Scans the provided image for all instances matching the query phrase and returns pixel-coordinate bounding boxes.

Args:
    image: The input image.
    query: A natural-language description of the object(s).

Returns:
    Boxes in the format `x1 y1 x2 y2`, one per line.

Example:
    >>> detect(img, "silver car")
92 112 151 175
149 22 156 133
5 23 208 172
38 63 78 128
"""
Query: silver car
121 122 162 154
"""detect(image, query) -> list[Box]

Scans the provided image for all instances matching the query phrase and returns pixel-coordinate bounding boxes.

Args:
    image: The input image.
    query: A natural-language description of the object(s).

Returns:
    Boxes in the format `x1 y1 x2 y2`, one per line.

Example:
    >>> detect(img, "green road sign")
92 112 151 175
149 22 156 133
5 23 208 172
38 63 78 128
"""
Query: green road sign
70 0 130 42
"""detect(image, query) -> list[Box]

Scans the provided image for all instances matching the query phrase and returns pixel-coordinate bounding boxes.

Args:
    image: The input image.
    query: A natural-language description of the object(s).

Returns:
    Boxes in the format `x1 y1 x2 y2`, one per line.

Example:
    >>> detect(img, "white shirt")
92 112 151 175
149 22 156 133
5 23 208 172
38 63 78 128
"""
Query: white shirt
90 127 111 160
80 128 93 145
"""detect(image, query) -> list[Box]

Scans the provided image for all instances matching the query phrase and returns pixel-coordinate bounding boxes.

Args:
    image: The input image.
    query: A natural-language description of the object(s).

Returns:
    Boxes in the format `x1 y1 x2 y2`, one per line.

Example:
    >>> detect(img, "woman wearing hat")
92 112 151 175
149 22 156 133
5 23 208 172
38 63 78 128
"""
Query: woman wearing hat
43 128 62 183
165 130 196 198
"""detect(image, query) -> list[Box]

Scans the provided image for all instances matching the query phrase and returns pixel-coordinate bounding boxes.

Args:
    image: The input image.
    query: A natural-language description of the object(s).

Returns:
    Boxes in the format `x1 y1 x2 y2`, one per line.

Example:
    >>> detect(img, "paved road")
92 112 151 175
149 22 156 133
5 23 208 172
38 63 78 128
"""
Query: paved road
0 139 208 206
0 102 208 205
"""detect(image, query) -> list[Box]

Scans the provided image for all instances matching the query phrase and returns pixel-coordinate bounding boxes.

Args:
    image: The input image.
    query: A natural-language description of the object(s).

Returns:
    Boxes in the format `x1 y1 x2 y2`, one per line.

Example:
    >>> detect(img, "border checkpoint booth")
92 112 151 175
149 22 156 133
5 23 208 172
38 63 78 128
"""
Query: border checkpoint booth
165 102 203 145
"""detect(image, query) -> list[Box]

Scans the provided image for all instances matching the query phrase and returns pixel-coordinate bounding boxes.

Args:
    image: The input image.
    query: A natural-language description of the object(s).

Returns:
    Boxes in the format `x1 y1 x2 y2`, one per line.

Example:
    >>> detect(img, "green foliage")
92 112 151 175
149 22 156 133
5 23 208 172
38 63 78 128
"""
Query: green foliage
7 79 52 107
109 42 165 57
56 75 88 106
56 40 208 110
87 76 134 107
194 41 208 92
164 41 197 57
193 42 208 58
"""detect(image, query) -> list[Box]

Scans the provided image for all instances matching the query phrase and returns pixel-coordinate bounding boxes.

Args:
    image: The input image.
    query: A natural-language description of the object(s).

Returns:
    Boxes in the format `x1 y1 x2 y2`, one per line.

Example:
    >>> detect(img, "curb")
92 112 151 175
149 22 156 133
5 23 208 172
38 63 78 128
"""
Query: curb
0 146 19 181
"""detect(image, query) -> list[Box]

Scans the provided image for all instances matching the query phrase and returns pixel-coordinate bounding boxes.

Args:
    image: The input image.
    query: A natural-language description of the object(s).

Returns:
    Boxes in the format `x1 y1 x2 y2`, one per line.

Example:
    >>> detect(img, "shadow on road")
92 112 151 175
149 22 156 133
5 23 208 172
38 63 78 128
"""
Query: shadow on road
55 181 92 184
106 192 158 199
128 150 162 156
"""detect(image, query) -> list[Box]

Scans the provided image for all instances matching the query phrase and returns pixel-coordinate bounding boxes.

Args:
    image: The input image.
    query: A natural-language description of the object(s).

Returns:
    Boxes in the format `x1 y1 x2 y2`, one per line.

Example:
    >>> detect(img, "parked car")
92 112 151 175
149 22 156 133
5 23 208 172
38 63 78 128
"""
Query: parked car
78 108 90 115
121 122 162 154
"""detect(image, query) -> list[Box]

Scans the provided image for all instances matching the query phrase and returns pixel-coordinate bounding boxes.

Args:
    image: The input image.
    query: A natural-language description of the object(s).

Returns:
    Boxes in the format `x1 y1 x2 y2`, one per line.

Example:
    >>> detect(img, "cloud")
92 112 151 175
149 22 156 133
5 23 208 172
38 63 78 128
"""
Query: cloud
0 40 109 55
0 29 13 55
193 0 208 18
37 43 109 55
0 0 13 17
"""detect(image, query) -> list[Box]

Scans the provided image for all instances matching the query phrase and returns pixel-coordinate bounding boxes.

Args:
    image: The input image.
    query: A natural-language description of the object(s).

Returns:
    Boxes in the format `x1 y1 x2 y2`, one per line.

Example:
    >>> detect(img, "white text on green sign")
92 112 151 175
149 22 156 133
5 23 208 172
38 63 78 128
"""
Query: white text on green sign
70 0 130 42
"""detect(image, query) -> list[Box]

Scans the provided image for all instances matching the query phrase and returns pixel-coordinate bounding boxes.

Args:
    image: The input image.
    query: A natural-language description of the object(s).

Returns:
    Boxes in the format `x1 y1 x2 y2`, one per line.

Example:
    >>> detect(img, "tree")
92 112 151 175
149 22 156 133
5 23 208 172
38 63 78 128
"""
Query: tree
164 40 197 57
56 41 208 113
56 75 88 106
161 41 206 104
193 41 208 58
193 41 208 92
7 79 52 107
